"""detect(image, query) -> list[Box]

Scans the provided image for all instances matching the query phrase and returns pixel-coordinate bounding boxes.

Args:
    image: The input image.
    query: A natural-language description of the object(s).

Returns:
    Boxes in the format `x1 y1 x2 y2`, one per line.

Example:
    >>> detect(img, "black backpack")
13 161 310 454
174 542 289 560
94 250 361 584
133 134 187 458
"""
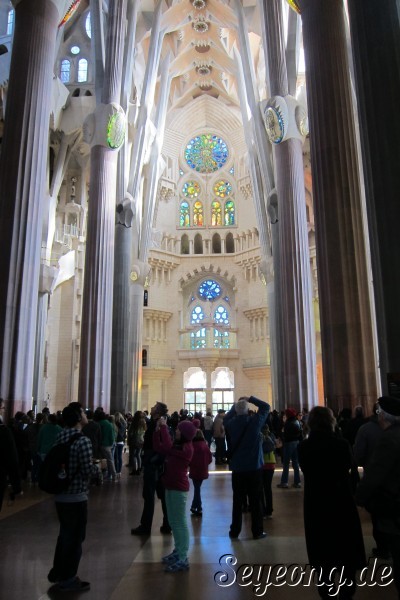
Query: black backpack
39 433 82 494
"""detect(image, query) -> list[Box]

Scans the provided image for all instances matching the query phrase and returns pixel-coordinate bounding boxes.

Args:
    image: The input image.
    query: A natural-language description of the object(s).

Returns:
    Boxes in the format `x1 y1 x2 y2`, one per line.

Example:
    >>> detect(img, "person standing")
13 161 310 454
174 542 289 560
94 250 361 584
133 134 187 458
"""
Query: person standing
223 396 270 540
0 399 22 511
277 408 302 488
189 428 212 516
114 412 127 479
299 406 366 599
47 402 97 592
213 410 226 465
154 418 197 572
131 402 171 536
97 411 117 481
356 396 400 595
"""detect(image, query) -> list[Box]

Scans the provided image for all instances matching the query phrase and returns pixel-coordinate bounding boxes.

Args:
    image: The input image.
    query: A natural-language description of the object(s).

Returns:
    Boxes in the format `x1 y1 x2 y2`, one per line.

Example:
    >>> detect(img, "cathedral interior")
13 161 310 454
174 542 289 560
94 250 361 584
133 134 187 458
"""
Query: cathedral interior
0 0 399 419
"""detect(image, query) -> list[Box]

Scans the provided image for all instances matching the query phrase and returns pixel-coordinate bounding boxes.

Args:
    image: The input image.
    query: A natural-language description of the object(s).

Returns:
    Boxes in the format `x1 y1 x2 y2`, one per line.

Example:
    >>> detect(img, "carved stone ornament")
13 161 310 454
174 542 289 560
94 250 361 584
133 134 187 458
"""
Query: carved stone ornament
261 96 308 144
262 96 288 144
83 103 126 150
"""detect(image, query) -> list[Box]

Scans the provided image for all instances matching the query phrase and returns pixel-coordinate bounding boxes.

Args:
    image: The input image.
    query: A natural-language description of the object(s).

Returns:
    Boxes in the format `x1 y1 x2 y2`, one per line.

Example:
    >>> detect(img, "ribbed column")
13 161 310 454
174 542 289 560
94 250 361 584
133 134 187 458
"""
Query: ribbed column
262 0 317 410
0 0 59 415
78 0 127 411
347 0 400 395
299 0 377 412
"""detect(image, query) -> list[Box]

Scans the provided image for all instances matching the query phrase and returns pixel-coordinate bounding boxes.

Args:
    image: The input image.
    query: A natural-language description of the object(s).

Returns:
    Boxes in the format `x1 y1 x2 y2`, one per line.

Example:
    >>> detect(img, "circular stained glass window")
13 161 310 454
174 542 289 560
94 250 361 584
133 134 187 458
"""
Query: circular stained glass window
71 46 80 55
198 279 221 300
214 180 232 198
182 181 201 198
185 134 229 173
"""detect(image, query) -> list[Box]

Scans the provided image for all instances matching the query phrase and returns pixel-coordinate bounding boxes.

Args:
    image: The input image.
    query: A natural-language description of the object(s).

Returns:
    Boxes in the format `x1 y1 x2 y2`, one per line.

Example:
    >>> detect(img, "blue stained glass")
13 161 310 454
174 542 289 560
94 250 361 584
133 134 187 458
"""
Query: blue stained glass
184 134 229 174
198 279 221 300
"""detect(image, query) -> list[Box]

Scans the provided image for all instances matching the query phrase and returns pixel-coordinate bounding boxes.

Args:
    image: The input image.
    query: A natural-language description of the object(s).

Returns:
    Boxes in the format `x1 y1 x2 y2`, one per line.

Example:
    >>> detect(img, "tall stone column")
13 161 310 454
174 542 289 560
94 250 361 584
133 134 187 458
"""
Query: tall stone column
261 0 317 411
0 0 60 416
298 0 377 412
347 0 400 395
78 0 127 411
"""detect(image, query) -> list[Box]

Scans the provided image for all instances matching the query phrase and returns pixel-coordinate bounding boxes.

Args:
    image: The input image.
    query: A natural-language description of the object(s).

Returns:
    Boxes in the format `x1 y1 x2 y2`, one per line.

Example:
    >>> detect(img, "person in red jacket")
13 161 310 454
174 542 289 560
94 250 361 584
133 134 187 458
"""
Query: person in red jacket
153 418 197 572
189 428 212 516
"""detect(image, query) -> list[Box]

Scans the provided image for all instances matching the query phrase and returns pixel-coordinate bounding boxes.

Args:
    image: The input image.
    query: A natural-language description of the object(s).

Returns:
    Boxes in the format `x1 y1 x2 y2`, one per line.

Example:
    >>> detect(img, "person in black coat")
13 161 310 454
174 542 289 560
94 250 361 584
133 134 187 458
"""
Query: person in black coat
0 400 22 511
298 406 366 599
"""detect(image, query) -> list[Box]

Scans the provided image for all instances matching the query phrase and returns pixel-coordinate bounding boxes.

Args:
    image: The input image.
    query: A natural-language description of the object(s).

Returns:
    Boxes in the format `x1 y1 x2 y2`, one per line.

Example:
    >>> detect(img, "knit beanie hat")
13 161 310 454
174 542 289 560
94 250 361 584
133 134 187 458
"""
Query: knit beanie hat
178 420 197 441
192 418 201 429
285 408 297 419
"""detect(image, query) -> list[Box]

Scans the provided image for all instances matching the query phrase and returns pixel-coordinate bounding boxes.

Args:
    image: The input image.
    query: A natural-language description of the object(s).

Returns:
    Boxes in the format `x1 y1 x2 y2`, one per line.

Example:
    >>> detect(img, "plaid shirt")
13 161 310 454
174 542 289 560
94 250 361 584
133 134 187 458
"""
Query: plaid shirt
55 427 96 495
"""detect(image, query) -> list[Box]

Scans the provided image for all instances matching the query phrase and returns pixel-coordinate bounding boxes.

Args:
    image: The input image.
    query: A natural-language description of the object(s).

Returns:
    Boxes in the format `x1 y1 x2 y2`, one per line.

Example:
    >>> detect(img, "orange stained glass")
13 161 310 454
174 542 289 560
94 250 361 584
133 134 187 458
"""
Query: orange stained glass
211 201 222 226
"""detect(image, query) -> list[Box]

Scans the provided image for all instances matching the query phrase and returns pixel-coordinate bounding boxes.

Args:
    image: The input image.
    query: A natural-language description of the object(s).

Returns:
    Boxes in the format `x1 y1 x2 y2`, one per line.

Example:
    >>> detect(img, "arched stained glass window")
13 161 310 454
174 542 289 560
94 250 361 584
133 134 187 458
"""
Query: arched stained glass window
78 58 88 82
191 306 204 324
60 59 71 83
214 305 229 325
85 12 92 38
198 279 221 300
180 201 190 227
7 9 14 35
193 201 203 226
185 134 228 173
214 180 232 198
224 200 235 226
183 181 201 198
191 328 206 349
211 201 222 226
214 329 230 349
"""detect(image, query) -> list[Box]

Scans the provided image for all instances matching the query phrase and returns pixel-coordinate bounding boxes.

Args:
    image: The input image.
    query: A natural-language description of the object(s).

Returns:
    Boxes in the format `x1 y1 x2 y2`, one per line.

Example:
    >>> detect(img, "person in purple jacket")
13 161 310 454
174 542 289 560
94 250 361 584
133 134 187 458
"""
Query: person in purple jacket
189 426 212 516
153 418 197 572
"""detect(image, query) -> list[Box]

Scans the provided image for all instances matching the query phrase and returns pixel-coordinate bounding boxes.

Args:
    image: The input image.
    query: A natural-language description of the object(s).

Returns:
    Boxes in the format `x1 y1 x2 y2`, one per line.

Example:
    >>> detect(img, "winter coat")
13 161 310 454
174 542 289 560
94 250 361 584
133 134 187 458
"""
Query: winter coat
153 425 193 492
189 439 212 481
223 396 270 472
356 423 400 535
298 430 366 570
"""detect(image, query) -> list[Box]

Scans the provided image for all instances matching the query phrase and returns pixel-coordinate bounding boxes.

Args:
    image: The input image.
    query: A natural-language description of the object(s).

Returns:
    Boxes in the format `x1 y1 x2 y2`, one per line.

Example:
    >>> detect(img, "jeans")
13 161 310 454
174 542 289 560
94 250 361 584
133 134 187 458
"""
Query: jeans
165 490 189 561
140 463 170 531
102 445 116 478
114 443 124 474
280 441 301 485
51 501 87 582
191 479 203 511
231 470 263 537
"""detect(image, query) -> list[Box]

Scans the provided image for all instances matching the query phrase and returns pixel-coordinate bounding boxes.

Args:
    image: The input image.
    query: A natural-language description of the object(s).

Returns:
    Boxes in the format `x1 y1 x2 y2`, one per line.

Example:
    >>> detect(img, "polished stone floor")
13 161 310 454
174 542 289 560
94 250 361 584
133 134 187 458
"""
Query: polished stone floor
0 459 397 600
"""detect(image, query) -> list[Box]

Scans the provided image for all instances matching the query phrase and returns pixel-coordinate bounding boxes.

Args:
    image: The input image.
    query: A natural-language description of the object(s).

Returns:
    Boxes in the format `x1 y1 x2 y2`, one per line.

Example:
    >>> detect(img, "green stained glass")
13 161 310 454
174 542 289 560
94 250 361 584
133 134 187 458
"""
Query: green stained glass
214 180 232 198
180 201 190 227
185 134 229 173
191 328 206 349
183 181 201 198
211 201 222 226
224 200 235 226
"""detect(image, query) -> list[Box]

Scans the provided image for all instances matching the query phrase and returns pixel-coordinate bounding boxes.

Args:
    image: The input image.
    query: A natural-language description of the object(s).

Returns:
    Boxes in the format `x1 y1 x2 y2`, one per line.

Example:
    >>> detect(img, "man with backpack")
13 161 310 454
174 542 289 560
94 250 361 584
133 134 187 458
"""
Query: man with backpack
46 402 97 593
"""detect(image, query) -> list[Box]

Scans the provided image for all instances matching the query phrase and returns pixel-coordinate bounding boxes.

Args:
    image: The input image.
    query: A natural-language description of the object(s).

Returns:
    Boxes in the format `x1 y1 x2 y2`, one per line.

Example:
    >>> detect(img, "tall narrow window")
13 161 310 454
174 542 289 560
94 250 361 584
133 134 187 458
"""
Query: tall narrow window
143 290 148 307
211 201 222 226
194 233 203 254
226 232 234 253
180 201 190 227
193 201 203 226
7 9 14 35
181 234 189 255
142 349 148 367
224 200 235 226
212 233 221 254
85 12 92 38
77 58 88 82
60 59 71 83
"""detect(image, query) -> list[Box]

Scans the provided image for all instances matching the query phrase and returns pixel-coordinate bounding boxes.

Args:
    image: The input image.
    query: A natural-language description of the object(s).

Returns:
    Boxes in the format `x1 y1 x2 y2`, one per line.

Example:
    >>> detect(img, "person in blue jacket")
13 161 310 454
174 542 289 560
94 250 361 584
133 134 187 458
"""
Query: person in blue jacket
223 396 270 540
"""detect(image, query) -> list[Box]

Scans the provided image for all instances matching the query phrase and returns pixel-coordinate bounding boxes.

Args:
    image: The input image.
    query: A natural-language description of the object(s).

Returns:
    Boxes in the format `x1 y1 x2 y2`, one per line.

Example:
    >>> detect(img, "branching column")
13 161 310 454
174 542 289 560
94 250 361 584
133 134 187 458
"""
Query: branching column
0 0 60 415
298 0 377 411
78 0 127 411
